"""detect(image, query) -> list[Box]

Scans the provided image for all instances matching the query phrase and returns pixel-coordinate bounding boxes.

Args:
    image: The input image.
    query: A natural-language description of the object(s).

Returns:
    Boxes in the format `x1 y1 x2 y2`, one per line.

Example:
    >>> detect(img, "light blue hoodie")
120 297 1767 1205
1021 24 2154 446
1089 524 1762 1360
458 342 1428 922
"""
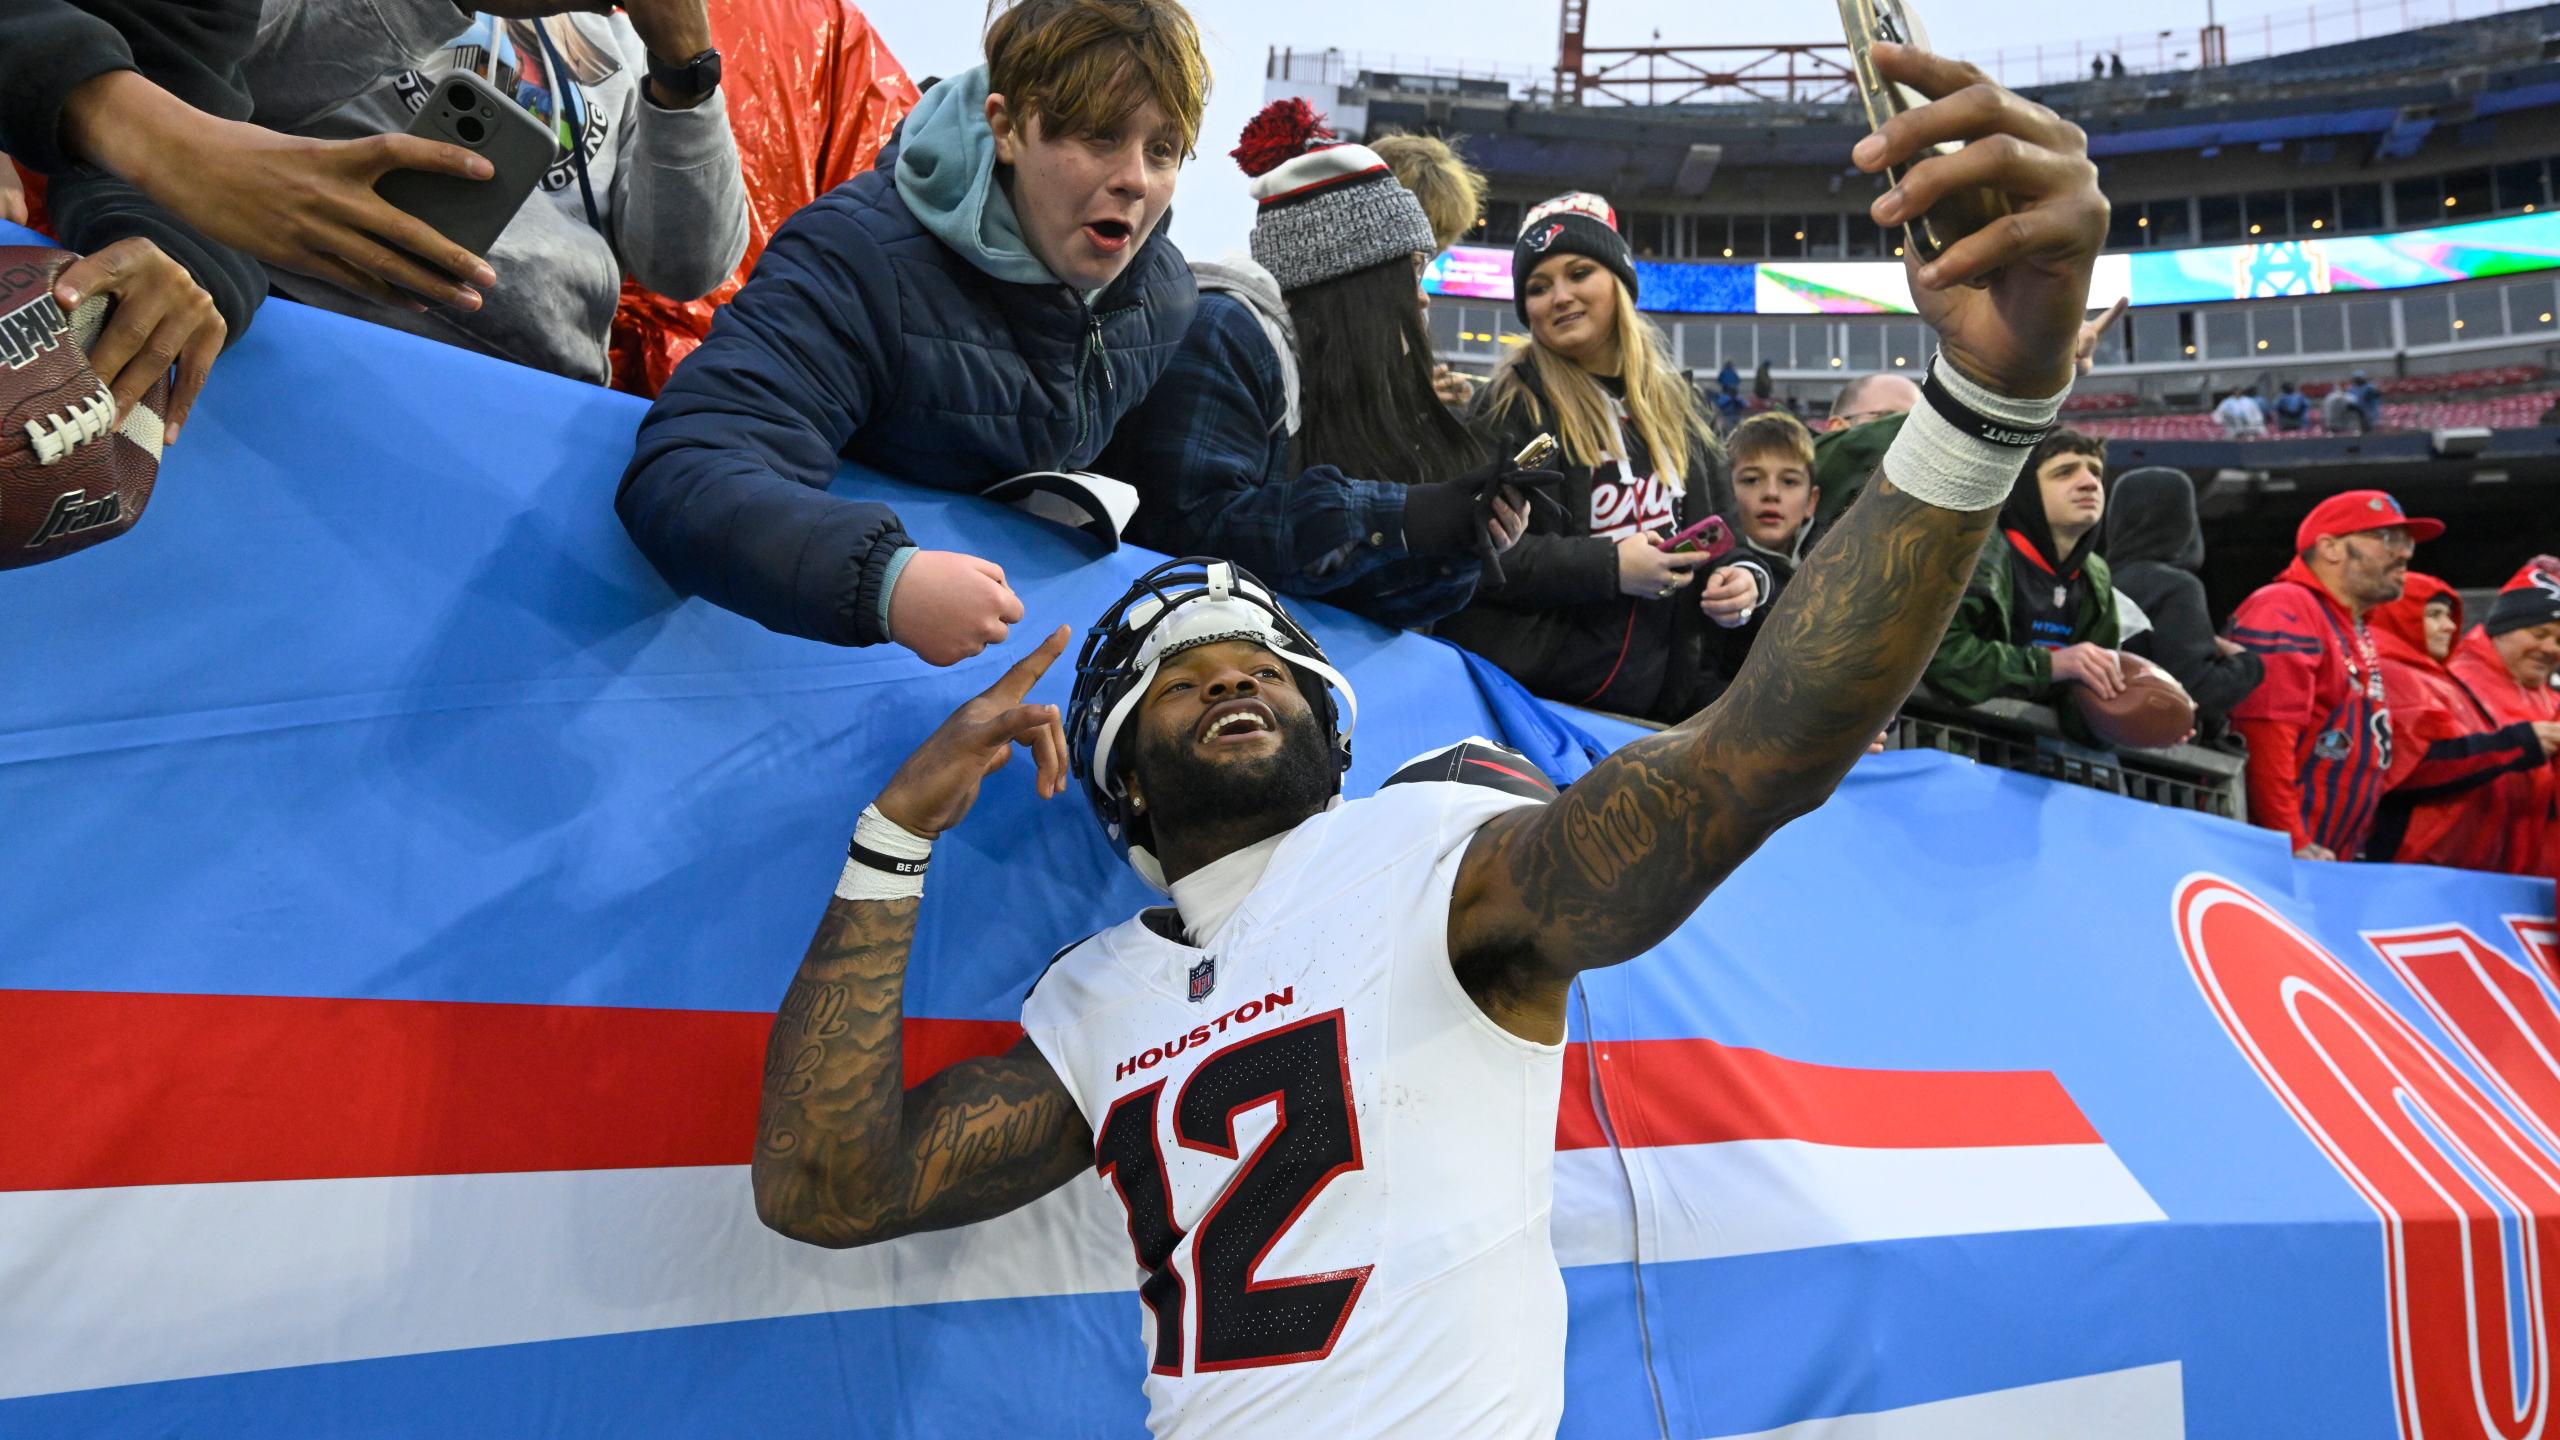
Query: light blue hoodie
893 65 1056 287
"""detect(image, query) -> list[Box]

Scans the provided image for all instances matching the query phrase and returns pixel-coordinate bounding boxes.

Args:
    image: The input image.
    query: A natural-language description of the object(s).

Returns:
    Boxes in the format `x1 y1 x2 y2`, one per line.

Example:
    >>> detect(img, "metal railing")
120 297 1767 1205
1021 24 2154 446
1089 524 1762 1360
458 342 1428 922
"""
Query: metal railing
1889 696 2249 820
1960 0 2553 88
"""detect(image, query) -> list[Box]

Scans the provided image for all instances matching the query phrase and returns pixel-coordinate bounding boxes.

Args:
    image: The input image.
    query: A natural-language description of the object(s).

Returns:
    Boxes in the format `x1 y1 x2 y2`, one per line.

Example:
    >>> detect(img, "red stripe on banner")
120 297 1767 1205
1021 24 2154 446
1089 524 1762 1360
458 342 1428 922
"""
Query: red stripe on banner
1556 1037 2100 1151
0 992 2092 1192
0 990 1022 1193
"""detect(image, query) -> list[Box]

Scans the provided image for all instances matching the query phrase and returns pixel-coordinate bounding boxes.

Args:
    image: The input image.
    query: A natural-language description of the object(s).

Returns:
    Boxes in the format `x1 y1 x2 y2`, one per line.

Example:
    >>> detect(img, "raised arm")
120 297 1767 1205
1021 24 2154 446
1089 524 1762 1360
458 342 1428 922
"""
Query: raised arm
1447 45 2108 1038
753 628 1094 1247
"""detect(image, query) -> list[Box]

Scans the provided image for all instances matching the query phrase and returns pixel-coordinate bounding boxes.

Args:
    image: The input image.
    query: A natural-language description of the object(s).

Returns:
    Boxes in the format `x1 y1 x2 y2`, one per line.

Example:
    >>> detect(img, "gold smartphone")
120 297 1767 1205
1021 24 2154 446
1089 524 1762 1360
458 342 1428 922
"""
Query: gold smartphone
1839 0 2011 268
1512 433 1559 469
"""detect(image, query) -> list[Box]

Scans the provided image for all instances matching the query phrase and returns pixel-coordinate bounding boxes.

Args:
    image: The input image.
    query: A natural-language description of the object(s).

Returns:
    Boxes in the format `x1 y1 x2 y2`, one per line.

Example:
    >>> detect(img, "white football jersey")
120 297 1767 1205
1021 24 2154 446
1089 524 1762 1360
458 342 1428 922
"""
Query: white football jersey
1022 769 1567 1439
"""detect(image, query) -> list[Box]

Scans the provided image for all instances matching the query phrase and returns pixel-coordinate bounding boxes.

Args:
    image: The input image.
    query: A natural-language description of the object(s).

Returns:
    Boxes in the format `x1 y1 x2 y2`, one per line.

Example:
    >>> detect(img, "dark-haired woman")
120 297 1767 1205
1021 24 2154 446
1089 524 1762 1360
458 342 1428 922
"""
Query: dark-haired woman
1097 100 1533 629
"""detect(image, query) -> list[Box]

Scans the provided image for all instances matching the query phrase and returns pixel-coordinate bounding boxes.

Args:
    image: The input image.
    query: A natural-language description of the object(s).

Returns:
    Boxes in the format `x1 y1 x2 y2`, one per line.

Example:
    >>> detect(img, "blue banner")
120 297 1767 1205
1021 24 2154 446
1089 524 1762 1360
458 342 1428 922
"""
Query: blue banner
3 240 2554 1438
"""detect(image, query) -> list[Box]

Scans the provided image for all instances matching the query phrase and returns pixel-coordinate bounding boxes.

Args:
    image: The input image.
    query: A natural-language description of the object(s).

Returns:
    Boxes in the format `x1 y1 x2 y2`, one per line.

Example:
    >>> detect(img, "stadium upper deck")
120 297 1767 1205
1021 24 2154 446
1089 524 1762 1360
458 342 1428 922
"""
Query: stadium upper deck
1269 2 2560 260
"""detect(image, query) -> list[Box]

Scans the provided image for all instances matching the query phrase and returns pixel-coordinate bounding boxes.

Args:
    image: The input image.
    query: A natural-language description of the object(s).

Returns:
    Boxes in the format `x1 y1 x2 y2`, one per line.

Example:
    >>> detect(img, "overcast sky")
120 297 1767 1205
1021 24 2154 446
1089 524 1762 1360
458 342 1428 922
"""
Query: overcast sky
873 0 2285 260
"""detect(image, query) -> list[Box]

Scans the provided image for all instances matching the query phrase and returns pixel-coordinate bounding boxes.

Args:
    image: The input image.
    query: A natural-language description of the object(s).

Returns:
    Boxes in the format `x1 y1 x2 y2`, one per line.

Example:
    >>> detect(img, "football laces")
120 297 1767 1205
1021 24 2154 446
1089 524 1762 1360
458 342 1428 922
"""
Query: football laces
26 383 116 466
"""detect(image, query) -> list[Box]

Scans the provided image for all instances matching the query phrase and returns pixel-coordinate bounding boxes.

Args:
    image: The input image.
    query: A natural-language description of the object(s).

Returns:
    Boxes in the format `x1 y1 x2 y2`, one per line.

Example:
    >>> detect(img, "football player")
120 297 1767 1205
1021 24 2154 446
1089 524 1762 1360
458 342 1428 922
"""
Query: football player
751 42 2108 1438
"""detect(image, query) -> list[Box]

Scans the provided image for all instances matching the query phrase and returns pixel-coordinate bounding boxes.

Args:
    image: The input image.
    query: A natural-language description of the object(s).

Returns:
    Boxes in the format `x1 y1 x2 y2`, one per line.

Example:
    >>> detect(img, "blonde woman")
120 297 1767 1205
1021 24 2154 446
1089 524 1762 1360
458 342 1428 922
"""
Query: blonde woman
1440 192 1741 722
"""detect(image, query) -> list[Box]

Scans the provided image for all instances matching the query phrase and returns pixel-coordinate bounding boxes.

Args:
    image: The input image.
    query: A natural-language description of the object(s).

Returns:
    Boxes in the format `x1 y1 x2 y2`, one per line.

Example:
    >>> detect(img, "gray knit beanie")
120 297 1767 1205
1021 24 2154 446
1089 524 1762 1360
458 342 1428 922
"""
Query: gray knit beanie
1233 98 1436 293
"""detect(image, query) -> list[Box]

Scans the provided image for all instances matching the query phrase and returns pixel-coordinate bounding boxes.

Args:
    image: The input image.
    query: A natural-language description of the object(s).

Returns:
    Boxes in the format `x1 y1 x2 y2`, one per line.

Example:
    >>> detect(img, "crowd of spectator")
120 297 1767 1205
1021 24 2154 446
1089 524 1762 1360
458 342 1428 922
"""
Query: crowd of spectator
11 0 2555 887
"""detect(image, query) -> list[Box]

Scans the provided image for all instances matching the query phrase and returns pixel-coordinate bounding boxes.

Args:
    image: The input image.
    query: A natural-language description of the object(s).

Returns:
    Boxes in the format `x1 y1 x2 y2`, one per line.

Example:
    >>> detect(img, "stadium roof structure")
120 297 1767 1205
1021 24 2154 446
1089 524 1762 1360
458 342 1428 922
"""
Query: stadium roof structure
1285 4 2560 191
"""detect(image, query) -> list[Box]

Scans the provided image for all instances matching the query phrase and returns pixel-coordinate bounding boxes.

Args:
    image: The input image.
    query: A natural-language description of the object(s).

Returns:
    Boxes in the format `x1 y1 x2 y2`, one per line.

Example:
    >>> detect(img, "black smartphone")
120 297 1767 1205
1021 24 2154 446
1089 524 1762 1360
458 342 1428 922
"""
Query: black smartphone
374 71 558 263
1838 0 2011 268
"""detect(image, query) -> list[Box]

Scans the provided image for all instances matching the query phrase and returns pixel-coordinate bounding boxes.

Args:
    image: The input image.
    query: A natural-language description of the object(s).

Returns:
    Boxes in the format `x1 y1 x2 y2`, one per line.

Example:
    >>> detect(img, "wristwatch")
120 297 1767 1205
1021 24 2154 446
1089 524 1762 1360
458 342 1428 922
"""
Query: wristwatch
646 47 722 107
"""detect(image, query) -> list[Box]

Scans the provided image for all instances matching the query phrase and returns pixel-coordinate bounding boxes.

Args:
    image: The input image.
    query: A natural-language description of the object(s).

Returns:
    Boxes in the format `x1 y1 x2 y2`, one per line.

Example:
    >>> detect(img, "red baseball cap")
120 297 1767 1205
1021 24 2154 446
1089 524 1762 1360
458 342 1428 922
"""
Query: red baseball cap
2295 489 2444 553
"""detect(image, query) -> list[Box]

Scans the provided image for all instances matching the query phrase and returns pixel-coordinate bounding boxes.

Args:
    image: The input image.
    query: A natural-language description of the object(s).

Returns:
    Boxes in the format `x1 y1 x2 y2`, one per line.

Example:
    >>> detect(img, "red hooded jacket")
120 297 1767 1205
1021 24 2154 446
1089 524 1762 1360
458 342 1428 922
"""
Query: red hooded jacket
2229 558 2391 856
2448 623 2560 884
2366 575 2547 869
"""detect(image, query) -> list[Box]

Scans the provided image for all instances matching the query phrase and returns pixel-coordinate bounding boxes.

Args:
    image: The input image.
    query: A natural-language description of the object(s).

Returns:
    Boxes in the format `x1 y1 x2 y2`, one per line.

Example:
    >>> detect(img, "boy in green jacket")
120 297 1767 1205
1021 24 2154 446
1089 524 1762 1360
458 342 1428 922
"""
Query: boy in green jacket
1924 429 2124 727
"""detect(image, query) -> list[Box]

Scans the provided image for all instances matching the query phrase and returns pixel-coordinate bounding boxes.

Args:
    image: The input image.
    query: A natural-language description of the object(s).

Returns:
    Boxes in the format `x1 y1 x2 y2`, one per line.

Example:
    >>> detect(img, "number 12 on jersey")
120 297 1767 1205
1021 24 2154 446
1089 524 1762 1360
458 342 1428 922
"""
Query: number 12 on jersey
1092 1011 1371 1374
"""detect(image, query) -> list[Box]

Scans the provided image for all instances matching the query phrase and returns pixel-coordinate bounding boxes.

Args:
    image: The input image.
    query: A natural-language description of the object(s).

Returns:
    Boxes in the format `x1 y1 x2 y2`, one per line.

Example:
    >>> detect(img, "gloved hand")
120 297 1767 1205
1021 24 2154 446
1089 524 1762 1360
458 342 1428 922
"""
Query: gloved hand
1400 454 1568 585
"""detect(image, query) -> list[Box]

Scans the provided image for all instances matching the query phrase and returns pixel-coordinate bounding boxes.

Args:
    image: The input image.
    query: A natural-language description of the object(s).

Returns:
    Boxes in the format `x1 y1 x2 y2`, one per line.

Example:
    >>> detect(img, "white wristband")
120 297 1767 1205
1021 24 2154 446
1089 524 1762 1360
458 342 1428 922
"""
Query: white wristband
1881 355 2071 513
834 803 934 903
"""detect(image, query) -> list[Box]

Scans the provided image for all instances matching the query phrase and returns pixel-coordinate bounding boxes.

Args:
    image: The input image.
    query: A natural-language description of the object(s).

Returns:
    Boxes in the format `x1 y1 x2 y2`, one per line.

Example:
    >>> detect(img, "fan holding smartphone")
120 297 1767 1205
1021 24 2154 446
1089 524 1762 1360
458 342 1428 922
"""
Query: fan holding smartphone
239 0 748 384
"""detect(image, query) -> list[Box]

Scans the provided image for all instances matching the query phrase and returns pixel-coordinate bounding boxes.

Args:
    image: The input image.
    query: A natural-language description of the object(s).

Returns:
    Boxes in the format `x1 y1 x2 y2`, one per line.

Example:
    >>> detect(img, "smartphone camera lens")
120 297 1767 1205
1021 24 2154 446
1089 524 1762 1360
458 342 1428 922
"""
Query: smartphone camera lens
455 115 488 145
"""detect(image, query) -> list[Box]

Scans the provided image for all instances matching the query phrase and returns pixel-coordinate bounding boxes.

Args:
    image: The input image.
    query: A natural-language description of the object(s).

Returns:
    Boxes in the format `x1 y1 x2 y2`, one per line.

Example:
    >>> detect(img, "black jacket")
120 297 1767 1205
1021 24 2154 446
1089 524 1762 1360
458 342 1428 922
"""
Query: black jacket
3 0 267 343
2107 466 2264 731
1440 368 1729 722
1696 520 1818 707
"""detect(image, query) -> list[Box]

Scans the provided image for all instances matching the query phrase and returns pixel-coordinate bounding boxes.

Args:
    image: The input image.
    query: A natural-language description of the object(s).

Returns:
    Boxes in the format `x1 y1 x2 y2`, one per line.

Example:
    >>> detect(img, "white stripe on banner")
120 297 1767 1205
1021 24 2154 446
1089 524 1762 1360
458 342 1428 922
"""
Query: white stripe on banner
1701 1361 2186 1439
0 1165 1135 1402
0 1141 2161 1401
1552 1140 2165 1268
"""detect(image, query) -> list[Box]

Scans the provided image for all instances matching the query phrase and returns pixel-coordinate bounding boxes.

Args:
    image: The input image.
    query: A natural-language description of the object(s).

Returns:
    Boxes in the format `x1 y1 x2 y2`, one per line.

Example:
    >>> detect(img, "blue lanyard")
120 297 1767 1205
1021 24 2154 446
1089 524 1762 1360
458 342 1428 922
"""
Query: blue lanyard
529 18 602 231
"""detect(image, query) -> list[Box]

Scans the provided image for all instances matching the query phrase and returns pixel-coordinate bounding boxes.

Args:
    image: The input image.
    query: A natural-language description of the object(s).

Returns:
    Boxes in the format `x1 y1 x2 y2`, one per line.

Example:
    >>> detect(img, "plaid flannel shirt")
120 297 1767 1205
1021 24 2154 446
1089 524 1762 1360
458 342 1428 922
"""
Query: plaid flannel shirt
1098 294 1481 628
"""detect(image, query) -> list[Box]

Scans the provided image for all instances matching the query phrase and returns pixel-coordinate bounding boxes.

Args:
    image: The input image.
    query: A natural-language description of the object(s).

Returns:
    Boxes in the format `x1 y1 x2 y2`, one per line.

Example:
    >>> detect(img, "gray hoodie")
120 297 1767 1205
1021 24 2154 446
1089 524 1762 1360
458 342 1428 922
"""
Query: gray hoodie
244 1 748 384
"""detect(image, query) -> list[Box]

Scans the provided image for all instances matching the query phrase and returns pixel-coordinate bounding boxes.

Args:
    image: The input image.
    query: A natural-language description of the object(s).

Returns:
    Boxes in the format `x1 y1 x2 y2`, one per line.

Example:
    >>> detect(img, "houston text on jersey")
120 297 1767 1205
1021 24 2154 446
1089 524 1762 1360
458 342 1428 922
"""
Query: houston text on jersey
1116 986 1296 1081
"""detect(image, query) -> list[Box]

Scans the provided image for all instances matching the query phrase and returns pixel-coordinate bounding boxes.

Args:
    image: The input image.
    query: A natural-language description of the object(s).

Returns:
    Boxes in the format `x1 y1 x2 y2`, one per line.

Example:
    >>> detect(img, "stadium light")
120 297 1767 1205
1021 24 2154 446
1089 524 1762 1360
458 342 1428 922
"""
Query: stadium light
2311 219 2324 229
2249 224 2261 234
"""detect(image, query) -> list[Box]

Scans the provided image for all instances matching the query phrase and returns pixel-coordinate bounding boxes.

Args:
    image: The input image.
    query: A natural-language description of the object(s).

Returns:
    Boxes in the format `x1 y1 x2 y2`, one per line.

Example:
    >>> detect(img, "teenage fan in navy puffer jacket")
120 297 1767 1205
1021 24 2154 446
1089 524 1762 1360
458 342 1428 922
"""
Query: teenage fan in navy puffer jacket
617 27 1201 661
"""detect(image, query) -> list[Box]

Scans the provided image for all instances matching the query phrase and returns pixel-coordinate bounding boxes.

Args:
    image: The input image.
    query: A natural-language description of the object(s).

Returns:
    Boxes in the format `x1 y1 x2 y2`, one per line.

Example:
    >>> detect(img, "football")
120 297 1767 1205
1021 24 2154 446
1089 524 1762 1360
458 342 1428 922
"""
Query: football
0 245 170 569
2071 651 2197 751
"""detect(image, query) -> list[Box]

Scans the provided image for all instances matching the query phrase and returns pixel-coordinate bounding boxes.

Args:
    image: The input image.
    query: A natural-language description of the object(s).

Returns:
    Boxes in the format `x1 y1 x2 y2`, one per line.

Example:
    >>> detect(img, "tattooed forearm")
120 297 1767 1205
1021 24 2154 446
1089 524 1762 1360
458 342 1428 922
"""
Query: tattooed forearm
751 896 1091 1248
1456 480 1998 1007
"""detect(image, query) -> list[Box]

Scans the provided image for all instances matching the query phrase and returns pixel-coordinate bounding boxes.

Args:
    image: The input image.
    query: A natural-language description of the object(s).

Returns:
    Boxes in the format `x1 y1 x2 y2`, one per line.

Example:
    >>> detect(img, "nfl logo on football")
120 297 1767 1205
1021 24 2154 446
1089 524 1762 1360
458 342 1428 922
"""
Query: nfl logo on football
1187 956 1216 1003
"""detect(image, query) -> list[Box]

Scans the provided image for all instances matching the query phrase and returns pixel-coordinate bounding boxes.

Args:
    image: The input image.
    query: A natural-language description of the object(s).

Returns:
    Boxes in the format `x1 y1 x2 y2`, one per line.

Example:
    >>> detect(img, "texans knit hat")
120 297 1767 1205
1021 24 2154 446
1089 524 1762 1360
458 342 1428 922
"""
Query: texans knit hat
1510 191 1639 324
1233 99 1435 294
2484 558 2560 637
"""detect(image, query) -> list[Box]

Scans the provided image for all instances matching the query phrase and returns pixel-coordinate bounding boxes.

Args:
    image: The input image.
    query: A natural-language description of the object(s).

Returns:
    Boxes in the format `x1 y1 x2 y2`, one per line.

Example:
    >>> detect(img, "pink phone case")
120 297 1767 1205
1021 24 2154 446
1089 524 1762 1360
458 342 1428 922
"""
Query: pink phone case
1665 516 1734 560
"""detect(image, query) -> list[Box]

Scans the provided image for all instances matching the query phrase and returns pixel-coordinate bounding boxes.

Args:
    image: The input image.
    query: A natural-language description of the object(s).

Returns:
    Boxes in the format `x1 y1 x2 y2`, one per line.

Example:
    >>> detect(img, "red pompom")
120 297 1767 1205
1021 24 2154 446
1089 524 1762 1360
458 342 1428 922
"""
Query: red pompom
1231 97 1332 178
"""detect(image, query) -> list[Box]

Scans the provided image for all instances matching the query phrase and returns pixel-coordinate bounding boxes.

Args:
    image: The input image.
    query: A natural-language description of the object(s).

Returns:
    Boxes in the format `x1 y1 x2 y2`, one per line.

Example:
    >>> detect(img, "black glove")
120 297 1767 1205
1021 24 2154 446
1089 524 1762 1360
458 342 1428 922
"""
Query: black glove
1400 480 1486 559
1402 456 1568 586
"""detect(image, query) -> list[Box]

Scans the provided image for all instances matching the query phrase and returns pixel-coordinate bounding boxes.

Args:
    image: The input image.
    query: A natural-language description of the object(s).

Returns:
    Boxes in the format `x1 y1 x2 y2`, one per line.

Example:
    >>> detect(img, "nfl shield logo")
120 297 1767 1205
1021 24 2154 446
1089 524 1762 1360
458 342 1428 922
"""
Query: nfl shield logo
1188 956 1216 1003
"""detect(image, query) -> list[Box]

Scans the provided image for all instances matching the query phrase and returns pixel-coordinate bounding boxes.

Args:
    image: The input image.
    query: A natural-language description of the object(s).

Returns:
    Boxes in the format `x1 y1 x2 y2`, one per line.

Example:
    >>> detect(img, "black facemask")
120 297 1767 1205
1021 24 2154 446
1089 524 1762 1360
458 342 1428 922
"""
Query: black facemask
1129 699 1338 858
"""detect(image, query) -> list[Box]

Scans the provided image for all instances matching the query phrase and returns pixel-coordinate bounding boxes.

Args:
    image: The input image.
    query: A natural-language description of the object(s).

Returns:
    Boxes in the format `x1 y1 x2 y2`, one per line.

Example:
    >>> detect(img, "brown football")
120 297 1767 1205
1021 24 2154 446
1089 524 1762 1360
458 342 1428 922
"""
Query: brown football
0 245 170 569
2072 651 2197 751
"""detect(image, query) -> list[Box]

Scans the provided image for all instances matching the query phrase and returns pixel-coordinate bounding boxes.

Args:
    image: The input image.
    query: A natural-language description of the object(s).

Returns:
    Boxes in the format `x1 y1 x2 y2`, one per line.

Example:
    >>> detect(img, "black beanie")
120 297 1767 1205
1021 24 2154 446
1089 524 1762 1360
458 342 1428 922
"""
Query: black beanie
2484 560 2560 636
1512 192 1639 325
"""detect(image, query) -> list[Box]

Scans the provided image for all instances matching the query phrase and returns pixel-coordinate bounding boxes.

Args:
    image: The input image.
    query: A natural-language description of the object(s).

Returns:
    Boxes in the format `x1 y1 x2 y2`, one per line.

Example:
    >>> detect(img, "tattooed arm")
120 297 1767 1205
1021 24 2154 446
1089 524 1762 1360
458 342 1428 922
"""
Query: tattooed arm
753 895 1090 1247
1447 45 2108 1041
753 627 1092 1248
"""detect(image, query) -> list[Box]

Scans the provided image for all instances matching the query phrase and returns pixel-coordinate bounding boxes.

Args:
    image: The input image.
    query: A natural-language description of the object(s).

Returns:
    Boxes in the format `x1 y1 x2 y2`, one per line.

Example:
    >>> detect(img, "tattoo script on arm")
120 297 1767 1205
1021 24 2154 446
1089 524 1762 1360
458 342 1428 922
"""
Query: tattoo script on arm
752 895 1092 1248
1451 479 1999 1033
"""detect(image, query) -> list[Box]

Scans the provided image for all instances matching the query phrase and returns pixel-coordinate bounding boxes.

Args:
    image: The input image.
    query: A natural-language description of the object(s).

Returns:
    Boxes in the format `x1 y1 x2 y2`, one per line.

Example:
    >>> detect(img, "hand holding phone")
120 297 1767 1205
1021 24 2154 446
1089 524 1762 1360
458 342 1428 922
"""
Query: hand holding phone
374 72 556 269
1664 514 1734 560
1838 0 2010 268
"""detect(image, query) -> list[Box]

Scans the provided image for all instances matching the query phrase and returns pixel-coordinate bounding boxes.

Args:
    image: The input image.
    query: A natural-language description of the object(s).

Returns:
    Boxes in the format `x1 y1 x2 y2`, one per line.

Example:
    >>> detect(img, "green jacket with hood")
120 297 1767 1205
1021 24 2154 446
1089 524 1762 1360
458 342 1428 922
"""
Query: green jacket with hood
1923 461 2121 729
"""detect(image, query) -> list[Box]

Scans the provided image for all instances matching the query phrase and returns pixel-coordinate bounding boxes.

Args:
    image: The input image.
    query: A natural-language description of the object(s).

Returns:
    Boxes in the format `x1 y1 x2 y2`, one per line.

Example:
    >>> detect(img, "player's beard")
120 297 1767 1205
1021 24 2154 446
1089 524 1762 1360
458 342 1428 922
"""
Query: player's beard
1133 704 1338 858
